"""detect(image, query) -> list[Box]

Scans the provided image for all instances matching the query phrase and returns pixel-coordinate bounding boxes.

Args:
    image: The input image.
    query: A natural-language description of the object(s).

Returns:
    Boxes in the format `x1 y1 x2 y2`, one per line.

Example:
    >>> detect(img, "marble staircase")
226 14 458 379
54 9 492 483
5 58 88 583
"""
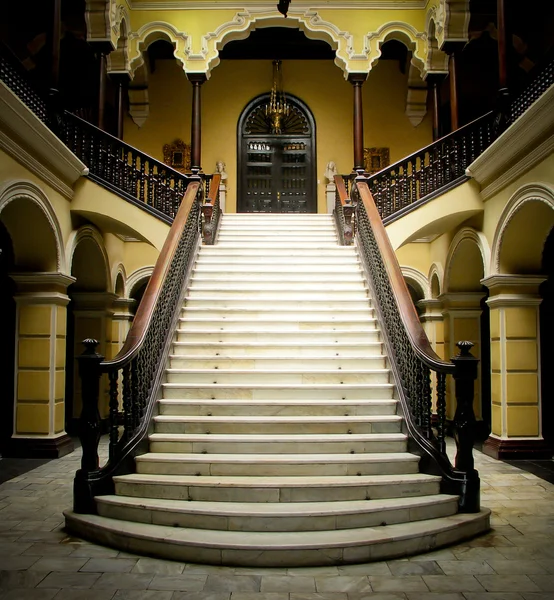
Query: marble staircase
66 213 490 566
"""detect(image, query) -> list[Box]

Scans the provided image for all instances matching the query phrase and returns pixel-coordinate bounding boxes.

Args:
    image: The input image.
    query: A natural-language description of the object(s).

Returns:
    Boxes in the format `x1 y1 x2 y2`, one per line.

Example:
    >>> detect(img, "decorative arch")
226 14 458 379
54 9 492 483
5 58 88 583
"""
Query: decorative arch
66 225 112 293
107 9 131 75
428 262 445 299
112 263 127 297
401 266 431 300
424 9 449 75
125 265 154 298
128 22 191 78
202 9 350 78
434 0 471 49
491 183 554 275
444 227 491 293
0 180 66 273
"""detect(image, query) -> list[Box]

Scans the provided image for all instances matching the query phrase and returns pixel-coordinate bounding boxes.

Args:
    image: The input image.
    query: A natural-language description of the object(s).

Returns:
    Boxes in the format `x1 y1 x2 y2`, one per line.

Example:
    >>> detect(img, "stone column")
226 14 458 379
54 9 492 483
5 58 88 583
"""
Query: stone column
417 298 445 412
440 293 485 423
188 73 207 174
9 273 75 458
70 292 117 424
482 275 550 459
348 73 367 174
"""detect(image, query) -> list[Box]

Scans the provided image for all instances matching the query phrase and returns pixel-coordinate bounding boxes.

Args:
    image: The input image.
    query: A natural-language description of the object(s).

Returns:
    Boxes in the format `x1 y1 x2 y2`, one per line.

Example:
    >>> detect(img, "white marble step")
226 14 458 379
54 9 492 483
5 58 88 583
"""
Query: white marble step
205 242 346 249
218 229 336 237
171 341 385 357
95 493 459 532
65 509 490 566
112 472 441 503
174 330 380 345
195 254 359 265
157 398 397 417
161 383 395 400
134 452 416 477
167 356 387 371
191 271 363 282
188 281 366 292
179 307 375 320
183 298 372 310
153 414 402 435
186 291 369 302
164 369 390 386
178 318 376 331
148 432 407 454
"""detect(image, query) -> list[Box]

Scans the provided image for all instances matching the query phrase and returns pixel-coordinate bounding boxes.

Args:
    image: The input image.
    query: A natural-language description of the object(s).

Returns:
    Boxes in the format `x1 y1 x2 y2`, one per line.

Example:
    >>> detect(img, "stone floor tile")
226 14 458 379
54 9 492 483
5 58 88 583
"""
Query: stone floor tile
0 571 49 590
0 556 40 570
146 574 207 591
52 590 118 599
435 561 494 575
421 575 485 593
463 594 524 600
315 576 371 593
29 558 89 572
406 594 464 600
92 573 153 590
536 559 554 574
37 573 101 590
231 594 289 600
172 593 230 600
527 575 554 591
345 594 406 600
387 562 443 576
485 559 548 574
338 563 392 576
0 589 59 600
112 593 173 600
451 547 506 561
68 546 120 559
130 558 185 575
289 567 339 577
17 532 69 543
475 575 542 592
79 559 138 573
261 575 315 592
23 544 75 557
204 574 261 593
521 594 554 600
0 542 33 556
368 577 428 593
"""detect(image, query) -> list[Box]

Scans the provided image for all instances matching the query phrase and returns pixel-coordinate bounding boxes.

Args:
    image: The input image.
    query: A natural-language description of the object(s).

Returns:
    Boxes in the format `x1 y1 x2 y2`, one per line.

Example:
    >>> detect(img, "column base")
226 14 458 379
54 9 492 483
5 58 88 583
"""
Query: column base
5 434 74 459
483 436 552 460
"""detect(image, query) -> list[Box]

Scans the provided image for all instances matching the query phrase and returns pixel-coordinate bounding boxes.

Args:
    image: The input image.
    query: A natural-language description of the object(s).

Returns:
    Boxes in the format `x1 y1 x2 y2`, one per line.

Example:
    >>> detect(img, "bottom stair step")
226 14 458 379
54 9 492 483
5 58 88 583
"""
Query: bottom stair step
95 494 459 531
65 509 491 567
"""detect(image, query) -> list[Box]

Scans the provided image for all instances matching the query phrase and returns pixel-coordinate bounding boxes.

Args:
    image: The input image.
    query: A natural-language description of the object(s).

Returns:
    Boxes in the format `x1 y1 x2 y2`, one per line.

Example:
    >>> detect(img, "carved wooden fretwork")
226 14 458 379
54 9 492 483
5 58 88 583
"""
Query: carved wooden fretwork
163 139 191 173
364 147 390 175
244 104 310 136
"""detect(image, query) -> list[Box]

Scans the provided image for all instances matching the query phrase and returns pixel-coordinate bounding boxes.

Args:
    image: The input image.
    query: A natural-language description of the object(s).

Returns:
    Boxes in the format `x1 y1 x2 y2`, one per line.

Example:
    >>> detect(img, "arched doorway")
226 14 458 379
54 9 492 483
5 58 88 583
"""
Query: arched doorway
237 92 316 213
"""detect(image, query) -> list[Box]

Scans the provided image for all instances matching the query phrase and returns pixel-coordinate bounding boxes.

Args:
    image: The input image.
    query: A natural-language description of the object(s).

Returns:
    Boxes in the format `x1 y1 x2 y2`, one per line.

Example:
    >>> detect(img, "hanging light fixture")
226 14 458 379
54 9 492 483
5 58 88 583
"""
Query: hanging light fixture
277 0 290 17
265 60 290 134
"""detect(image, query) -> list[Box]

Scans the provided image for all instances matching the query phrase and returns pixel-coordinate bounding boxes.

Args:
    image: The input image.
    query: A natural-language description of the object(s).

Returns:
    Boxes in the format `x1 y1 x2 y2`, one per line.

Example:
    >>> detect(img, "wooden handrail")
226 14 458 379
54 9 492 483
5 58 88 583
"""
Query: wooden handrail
334 174 349 206
206 173 222 205
356 180 454 374
365 110 494 181
101 179 201 370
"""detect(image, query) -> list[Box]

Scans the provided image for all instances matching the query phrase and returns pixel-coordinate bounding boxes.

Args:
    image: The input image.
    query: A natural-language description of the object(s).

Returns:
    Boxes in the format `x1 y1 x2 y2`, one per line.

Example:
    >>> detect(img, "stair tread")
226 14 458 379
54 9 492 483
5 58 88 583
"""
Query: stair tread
153 415 402 423
149 432 406 441
136 452 417 463
159 398 396 404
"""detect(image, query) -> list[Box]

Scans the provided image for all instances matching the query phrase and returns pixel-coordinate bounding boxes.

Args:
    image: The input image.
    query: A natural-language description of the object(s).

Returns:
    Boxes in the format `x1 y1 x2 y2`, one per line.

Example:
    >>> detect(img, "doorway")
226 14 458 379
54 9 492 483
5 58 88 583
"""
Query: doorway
238 93 316 213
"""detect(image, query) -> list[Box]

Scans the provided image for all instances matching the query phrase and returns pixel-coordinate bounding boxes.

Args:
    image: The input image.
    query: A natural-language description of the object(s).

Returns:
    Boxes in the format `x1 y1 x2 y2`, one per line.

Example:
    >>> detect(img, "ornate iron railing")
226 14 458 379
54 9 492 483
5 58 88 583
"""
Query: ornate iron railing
63 112 190 223
366 112 494 223
201 173 222 245
0 42 49 124
351 176 480 512
73 178 203 513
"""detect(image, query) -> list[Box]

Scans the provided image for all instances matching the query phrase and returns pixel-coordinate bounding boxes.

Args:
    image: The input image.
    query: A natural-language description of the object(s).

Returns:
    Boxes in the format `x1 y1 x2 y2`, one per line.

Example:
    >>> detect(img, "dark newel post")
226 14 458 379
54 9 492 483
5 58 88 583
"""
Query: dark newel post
98 52 108 130
188 73 207 174
431 81 441 141
48 0 62 130
349 73 366 175
495 0 510 130
452 340 480 513
117 80 125 138
73 338 104 514
449 53 459 131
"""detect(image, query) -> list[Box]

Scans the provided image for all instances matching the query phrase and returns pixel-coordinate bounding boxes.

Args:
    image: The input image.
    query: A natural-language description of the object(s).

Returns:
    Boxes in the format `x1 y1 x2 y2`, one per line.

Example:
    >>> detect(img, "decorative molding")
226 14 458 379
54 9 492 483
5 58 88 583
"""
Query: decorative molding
125 265 154 297
11 272 75 299
489 183 554 275
129 1 427 9
443 227 491 293
428 262 445 298
0 83 88 199
482 274 547 306
400 265 431 299
65 225 113 294
467 85 554 198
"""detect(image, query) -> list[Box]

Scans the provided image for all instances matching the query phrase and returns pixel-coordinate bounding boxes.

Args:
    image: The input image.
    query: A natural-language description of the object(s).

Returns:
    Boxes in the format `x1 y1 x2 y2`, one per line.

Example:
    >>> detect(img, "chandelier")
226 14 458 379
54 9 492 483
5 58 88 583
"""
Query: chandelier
265 60 290 134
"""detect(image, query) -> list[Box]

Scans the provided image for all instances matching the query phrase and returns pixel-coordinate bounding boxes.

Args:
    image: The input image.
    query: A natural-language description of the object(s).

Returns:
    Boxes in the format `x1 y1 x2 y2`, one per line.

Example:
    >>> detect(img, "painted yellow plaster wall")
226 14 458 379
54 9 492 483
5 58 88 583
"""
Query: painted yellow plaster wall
395 243 431 277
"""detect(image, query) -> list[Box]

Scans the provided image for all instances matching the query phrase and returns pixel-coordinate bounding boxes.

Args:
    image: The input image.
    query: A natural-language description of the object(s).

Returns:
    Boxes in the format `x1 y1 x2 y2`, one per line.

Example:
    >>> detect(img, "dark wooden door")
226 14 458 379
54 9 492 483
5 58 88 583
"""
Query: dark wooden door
238 94 316 213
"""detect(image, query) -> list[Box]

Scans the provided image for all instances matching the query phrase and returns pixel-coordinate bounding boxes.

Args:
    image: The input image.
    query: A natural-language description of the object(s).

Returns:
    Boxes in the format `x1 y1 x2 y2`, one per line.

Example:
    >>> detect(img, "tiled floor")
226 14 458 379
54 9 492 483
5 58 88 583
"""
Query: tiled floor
1 439 554 600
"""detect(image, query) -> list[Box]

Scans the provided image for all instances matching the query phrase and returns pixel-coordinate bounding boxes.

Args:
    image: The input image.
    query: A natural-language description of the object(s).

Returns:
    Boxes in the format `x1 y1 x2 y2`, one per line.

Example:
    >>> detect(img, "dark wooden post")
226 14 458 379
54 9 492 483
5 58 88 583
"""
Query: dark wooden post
451 340 480 513
449 53 459 131
495 0 510 131
188 73 207 174
431 80 441 141
349 73 367 175
73 338 104 514
48 0 62 130
98 52 108 130
112 74 129 139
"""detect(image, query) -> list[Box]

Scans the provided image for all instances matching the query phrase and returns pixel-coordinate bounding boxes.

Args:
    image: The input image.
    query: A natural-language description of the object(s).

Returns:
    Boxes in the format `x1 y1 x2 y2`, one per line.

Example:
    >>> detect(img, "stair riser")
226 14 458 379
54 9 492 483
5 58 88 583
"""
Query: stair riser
186 291 369 301
161 386 395 400
171 343 384 358
96 497 457 533
149 440 407 454
113 480 440 503
189 283 366 292
196 257 360 265
164 372 390 385
152 421 402 435
199 249 353 257
192 273 363 282
167 357 387 370
178 321 377 332
135 460 418 478
183 300 371 310
179 309 375 320
174 332 380 344
157 400 397 417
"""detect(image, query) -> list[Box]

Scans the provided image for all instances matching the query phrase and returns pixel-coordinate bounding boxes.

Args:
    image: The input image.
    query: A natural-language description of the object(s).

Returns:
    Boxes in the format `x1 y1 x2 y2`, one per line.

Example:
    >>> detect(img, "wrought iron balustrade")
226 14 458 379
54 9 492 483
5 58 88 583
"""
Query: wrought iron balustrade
350 176 480 512
201 173 222 245
74 178 203 513
333 174 355 246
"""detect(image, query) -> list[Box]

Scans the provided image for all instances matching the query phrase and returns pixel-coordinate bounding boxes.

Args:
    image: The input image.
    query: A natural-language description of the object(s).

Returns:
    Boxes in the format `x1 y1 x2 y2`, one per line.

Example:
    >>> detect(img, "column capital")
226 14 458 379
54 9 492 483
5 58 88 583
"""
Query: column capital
347 72 368 85
483 274 546 308
439 292 486 310
417 298 444 321
71 291 118 312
